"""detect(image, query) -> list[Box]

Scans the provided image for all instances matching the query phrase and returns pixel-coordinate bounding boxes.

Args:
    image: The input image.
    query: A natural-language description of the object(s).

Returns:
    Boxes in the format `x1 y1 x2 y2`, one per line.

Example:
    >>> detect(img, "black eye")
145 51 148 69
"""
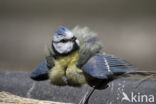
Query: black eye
61 39 67 43
58 33 63 35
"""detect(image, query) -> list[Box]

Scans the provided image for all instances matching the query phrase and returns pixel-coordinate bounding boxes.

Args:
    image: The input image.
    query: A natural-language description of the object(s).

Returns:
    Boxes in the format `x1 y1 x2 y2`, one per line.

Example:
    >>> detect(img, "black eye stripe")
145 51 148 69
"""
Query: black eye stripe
53 37 77 43
60 37 77 43
60 39 68 43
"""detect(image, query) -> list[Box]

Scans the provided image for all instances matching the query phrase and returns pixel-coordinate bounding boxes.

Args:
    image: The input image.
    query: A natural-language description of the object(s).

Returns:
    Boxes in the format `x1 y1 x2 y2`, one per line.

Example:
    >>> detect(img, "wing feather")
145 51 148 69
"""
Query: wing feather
82 53 135 79
30 56 55 81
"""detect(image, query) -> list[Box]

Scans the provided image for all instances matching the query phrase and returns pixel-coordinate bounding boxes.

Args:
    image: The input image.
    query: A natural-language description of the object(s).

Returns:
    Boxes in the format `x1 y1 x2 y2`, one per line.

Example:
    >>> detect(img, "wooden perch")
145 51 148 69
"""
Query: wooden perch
0 91 72 104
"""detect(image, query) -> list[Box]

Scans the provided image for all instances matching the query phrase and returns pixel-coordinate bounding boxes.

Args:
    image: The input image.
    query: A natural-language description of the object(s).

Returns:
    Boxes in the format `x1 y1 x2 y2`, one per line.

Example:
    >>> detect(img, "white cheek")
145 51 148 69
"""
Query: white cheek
53 42 74 54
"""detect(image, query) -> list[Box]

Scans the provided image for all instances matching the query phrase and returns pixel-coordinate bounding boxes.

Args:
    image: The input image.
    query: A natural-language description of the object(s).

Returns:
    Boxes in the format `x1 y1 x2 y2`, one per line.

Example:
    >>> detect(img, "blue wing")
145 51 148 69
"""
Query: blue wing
30 59 50 81
82 53 136 79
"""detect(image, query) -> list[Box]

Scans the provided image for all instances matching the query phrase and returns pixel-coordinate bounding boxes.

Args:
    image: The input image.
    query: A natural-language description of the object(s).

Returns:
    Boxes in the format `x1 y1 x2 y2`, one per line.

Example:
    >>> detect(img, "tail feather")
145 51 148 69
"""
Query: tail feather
119 71 156 80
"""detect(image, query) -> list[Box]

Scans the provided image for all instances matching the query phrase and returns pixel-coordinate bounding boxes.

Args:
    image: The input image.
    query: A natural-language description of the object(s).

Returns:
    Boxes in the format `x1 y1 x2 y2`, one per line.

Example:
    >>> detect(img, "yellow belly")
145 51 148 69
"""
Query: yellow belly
49 50 87 86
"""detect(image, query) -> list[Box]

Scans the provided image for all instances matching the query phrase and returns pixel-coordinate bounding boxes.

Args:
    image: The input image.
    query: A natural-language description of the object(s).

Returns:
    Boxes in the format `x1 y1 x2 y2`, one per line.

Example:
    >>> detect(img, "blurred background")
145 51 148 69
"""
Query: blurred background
0 0 156 72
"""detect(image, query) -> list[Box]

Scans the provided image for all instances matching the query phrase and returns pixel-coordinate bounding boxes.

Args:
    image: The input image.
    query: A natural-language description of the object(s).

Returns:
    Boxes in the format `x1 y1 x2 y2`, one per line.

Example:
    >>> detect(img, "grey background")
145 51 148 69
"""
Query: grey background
0 0 156 72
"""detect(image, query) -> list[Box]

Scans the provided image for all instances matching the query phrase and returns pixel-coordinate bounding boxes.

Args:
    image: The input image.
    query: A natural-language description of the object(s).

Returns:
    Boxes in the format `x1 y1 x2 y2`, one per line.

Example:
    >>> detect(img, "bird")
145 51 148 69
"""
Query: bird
30 26 156 104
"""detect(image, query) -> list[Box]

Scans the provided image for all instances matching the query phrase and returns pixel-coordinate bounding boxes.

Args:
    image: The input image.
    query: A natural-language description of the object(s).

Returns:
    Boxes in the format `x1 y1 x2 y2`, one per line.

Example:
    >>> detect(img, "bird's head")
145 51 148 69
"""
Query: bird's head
52 26 80 55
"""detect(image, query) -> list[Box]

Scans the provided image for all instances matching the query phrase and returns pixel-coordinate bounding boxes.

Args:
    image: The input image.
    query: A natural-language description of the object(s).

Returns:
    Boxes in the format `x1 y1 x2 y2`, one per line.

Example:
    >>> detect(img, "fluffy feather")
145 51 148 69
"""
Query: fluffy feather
45 26 102 68
71 26 102 67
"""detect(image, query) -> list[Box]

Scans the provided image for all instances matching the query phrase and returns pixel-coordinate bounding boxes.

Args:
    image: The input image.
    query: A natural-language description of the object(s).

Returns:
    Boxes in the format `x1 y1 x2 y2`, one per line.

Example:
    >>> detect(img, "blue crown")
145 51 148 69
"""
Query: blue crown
55 26 70 36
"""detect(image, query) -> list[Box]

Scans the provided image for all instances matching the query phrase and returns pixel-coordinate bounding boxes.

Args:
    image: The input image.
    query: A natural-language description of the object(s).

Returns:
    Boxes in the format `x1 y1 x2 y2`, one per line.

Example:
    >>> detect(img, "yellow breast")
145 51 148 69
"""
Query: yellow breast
49 50 87 86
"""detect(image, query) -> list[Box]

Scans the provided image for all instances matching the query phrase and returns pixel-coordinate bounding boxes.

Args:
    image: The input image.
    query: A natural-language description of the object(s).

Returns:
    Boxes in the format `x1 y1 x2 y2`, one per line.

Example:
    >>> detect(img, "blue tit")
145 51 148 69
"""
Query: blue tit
30 26 156 104
30 26 136 85
30 26 102 86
